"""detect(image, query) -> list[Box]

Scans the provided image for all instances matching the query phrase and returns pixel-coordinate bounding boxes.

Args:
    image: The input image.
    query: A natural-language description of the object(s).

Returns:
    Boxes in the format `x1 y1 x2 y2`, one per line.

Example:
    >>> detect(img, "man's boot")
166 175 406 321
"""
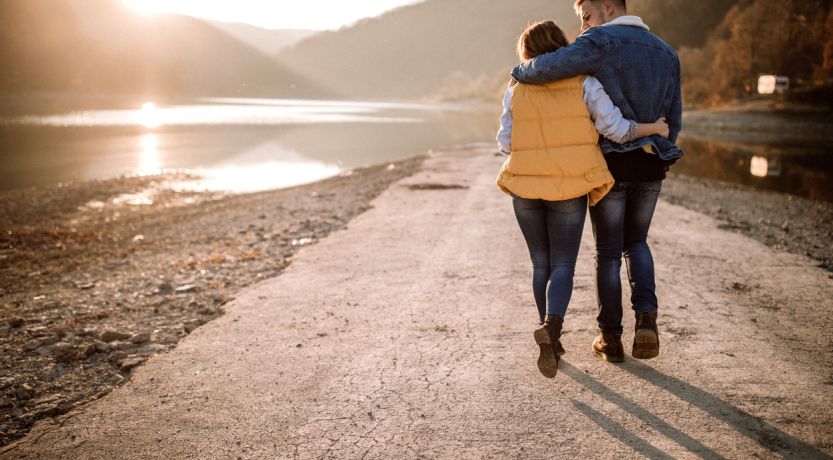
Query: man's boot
592 329 625 363
533 315 564 378
632 311 659 359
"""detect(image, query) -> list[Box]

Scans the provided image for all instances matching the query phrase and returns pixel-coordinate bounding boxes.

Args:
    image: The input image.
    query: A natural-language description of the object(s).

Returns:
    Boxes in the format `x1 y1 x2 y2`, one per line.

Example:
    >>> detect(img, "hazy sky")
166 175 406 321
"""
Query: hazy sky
121 0 422 30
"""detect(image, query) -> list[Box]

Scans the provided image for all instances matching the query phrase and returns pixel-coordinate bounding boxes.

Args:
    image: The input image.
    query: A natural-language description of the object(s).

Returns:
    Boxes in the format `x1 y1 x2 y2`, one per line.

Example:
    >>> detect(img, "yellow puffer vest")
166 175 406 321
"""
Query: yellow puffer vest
496 76 614 205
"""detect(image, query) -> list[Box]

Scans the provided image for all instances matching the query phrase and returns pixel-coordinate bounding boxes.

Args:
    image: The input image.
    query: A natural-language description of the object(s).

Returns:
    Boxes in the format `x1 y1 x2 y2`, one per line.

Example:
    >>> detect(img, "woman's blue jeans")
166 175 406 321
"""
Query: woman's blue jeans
589 181 662 335
512 194 587 324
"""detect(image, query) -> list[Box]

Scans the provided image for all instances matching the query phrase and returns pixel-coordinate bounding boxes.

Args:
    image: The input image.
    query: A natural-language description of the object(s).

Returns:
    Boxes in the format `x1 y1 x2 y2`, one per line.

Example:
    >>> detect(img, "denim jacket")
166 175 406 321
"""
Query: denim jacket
511 16 683 163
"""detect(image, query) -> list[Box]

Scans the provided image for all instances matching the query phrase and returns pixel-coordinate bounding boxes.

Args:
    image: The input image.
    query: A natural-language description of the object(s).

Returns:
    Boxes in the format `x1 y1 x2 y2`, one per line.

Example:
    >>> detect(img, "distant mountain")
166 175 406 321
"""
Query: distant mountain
277 0 579 101
207 21 317 56
0 0 329 101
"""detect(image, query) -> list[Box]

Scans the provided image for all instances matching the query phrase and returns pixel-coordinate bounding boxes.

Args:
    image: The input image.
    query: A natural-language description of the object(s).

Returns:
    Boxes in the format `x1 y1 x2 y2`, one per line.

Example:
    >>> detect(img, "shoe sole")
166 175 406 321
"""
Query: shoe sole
533 327 558 378
592 346 625 363
632 328 659 359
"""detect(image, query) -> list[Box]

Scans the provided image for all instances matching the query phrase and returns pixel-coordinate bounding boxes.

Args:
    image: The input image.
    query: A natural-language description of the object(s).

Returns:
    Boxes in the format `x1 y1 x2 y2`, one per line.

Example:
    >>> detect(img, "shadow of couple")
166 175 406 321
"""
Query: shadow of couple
559 359 830 459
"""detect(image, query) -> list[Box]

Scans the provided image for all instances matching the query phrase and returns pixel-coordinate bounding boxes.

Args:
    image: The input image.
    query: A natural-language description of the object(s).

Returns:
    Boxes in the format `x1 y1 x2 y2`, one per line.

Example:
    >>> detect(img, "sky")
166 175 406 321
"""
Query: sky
121 0 423 30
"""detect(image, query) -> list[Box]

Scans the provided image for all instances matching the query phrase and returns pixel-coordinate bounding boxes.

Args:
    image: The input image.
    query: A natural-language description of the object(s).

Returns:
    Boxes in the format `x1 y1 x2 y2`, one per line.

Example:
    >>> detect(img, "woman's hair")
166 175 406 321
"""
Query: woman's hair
516 20 569 61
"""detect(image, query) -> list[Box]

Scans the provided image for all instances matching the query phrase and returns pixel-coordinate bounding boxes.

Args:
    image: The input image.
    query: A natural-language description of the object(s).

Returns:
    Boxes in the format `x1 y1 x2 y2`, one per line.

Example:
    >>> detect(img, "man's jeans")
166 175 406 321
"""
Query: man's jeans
512 195 587 324
589 181 662 335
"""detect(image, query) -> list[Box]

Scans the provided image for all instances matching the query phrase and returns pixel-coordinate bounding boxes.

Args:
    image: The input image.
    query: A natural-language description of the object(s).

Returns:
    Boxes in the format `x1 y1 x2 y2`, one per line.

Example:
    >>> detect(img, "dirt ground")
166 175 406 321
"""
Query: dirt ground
1 147 831 458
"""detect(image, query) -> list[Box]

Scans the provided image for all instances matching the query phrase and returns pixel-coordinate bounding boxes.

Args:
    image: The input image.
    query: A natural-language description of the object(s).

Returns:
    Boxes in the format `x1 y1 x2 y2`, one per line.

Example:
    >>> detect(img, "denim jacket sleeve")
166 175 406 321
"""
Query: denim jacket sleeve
511 28 607 84
667 62 683 143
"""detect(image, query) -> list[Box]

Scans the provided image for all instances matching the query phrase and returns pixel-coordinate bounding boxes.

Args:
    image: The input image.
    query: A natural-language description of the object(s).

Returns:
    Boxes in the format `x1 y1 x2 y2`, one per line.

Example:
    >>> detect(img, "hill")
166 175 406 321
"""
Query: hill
277 0 579 101
276 0 832 108
0 0 328 102
206 21 317 56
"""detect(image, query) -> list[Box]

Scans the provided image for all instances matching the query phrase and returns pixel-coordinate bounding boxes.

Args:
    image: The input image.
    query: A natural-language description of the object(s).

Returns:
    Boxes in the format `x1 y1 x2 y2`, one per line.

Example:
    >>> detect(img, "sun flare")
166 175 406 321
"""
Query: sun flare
139 102 161 129
122 0 168 15
118 0 421 30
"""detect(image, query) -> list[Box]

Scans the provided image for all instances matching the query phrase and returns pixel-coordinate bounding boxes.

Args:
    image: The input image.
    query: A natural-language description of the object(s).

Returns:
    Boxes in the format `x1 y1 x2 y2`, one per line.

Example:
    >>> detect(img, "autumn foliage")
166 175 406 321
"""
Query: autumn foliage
635 0 833 107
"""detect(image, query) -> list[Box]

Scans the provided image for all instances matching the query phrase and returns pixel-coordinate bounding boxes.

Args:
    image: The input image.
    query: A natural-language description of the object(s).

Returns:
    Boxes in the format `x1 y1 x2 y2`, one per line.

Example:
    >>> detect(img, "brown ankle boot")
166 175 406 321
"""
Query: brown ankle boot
592 329 625 363
632 312 659 359
533 315 564 378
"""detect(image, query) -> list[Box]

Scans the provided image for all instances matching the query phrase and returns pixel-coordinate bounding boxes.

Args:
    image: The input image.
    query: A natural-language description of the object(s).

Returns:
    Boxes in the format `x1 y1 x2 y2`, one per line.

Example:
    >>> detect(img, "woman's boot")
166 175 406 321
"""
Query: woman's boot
533 315 564 378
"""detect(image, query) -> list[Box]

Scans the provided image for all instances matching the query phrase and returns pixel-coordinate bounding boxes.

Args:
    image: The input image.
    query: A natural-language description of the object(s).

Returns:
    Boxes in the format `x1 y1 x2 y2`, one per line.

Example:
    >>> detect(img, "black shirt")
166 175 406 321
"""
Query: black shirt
604 148 667 182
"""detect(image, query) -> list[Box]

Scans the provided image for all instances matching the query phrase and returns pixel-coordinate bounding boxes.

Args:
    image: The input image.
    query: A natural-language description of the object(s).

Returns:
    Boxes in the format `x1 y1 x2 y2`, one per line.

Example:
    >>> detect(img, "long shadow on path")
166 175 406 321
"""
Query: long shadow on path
621 360 832 459
570 399 676 460
560 361 725 460
561 360 831 459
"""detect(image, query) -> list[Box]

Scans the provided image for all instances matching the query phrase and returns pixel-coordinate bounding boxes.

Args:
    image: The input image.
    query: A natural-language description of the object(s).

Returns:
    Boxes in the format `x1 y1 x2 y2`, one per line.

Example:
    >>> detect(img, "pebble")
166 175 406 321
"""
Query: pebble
157 282 175 295
108 351 128 363
23 339 42 352
100 330 132 343
182 319 202 333
110 341 139 351
128 332 151 344
16 384 36 400
30 403 60 419
175 285 198 294
52 344 83 363
135 343 166 354
36 346 54 357
39 335 62 347
119 356 146 372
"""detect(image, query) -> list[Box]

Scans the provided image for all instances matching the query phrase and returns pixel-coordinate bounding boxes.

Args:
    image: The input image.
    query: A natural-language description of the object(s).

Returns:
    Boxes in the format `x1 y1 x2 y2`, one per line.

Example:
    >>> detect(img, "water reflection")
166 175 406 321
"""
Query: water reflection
749 156 782 178
0 100 497 193
675 136 833 202
169 148 342 194
138 134 162 176
2 99 830 204
3 100 425 128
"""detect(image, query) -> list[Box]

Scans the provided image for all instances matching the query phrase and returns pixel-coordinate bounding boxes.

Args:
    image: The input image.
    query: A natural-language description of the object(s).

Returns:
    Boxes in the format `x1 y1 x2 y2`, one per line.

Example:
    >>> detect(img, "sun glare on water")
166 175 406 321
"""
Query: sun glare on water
139 102 161 129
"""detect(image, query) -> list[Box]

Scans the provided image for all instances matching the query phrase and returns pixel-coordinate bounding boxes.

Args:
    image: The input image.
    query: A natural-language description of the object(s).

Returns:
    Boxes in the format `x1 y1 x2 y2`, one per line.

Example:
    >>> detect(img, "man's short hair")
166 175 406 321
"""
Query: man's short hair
573 0 627 13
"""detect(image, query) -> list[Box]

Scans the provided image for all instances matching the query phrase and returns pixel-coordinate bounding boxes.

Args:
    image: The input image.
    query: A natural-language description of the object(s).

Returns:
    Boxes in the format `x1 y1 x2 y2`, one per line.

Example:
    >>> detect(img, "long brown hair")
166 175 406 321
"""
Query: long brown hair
517 20 569 61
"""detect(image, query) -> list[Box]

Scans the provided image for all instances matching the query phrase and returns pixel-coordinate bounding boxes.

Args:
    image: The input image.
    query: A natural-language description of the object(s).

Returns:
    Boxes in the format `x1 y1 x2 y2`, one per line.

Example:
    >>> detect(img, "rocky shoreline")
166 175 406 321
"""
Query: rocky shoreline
0 156 424 447
662 173 833 273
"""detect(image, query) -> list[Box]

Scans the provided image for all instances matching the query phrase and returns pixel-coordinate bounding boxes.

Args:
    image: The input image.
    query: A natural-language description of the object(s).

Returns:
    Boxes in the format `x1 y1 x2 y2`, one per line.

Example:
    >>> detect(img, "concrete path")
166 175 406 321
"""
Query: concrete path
3 147 832 459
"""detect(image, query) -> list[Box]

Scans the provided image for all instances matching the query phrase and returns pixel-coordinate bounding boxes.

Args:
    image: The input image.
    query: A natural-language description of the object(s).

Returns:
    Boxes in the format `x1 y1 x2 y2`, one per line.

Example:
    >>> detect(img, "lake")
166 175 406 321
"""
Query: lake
1 98 830 202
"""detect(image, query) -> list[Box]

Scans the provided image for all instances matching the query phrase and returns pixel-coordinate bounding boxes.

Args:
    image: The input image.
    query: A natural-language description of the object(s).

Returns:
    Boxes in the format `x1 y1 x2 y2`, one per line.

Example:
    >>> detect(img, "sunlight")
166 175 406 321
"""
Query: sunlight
139 102 161 129
122 0 168 15
119 0 421 30
170 161 341 194
138 134 162 176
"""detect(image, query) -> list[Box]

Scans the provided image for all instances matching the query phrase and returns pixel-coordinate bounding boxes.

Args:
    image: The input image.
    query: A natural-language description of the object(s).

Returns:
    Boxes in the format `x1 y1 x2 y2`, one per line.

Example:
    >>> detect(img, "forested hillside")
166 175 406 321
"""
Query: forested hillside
631 0 833 106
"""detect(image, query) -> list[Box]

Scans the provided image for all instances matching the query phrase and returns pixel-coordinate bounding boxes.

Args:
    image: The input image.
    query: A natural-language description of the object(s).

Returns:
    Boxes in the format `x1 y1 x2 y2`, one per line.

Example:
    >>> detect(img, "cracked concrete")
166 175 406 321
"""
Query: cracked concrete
2 147 832 459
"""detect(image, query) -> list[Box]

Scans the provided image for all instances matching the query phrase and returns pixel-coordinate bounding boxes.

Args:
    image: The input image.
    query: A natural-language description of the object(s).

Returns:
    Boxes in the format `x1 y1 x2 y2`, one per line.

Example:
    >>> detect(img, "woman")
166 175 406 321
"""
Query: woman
496 20 669 378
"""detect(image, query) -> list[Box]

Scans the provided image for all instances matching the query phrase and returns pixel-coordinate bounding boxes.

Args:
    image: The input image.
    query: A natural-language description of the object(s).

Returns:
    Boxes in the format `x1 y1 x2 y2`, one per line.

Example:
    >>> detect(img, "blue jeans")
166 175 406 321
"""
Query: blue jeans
589 181 662 335
512 194 587 324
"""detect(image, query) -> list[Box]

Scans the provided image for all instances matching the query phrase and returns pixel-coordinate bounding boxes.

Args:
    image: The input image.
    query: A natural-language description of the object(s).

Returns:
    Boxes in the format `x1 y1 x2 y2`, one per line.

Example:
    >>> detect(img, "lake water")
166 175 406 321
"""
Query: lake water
1 98 831 202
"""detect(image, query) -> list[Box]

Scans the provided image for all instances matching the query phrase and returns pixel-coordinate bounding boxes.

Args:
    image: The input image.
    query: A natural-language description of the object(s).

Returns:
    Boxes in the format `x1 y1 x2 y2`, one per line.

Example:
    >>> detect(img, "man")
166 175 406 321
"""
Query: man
511 0 683 363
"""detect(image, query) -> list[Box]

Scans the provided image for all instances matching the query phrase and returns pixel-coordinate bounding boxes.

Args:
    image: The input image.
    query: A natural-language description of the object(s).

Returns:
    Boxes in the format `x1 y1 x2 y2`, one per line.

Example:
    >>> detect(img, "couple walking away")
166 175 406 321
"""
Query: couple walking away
495 0 683 378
